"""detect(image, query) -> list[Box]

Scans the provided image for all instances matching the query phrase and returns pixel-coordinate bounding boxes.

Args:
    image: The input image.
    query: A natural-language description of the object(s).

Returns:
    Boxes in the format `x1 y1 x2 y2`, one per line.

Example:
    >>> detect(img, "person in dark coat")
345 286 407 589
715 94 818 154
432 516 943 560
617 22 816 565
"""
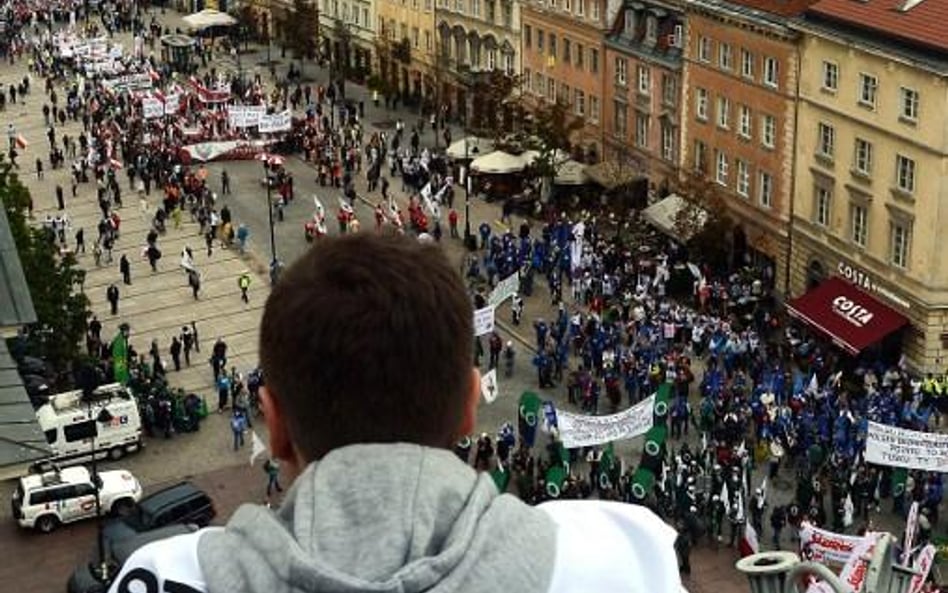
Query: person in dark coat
106 284 120 315
120 254 131 284
170 336 182 371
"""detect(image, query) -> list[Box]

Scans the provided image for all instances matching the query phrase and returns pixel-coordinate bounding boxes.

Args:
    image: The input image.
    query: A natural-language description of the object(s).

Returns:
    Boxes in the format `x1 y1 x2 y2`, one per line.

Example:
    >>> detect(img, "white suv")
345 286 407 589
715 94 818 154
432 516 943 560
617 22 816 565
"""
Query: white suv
11 466 142 533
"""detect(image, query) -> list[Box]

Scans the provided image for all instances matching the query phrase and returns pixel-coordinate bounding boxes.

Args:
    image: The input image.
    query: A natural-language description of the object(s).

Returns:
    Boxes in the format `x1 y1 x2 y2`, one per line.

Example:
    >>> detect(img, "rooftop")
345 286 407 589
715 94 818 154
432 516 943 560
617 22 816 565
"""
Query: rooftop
806 0 948 53
722 0 818 17
0 200 36 331
0 340 51 478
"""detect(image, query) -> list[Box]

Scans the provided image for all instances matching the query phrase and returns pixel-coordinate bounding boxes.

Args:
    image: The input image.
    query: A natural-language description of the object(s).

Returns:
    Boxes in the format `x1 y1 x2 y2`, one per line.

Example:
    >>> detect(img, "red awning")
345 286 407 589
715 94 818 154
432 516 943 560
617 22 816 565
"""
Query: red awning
786 277 908 355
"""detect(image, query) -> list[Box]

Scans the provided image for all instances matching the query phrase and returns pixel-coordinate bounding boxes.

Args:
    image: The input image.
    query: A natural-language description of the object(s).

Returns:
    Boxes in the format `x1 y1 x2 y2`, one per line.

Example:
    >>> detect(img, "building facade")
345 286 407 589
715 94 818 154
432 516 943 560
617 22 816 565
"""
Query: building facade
788 0 948 371
520 0 609 161
318 0 376 80
680 0 810 294
375 0 438 104
601 0 685 188
433 0 520 123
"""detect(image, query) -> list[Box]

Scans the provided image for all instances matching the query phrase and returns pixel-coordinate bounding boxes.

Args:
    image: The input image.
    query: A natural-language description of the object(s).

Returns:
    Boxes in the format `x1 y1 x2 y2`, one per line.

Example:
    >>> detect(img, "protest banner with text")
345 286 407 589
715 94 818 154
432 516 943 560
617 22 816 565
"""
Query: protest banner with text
865 421 948 472
555 395 655 449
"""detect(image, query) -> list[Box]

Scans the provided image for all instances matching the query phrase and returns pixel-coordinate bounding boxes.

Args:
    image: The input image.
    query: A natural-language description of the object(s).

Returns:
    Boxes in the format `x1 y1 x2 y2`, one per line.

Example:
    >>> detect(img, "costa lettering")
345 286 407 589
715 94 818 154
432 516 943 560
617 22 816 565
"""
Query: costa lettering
832 296 874 327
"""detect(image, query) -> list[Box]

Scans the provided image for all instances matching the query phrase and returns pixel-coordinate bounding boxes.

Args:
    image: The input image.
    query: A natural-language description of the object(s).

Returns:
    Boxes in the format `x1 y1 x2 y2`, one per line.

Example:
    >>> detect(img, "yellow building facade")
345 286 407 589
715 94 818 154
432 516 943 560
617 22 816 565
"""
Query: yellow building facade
375 0 439 103
789 12 948 371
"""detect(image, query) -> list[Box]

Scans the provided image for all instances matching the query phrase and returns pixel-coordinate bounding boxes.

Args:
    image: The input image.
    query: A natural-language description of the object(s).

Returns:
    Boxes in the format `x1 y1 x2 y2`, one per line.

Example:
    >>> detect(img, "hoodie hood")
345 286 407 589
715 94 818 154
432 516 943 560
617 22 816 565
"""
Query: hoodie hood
198 443 557 593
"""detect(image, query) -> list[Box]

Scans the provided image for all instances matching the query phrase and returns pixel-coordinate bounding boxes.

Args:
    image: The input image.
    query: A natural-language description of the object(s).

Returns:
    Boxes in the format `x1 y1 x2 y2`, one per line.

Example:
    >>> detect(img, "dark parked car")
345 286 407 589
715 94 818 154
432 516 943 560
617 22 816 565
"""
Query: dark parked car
102 481 215 544
67 523 197 593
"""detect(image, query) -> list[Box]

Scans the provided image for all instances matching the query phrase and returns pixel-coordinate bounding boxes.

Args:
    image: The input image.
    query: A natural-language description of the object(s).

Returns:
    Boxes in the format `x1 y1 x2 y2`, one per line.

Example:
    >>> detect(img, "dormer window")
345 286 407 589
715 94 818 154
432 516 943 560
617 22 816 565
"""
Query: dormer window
644 16 657 46
623 9 637 37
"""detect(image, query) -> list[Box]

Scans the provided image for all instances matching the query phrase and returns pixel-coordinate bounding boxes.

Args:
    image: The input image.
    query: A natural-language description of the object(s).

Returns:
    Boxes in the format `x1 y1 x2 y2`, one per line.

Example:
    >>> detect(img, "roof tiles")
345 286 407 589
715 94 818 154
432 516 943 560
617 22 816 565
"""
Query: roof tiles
807 0 948 52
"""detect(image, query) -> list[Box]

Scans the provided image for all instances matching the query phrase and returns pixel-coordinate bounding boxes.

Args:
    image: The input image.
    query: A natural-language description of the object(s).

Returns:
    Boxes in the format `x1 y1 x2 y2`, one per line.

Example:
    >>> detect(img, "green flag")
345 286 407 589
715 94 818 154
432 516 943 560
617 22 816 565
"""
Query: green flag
546 465 568 498
644 425 668 458
491 466 510 493
892 467 908 498
111 332 129 385
631 467 655 500
599 442 616 490
518 391 543 447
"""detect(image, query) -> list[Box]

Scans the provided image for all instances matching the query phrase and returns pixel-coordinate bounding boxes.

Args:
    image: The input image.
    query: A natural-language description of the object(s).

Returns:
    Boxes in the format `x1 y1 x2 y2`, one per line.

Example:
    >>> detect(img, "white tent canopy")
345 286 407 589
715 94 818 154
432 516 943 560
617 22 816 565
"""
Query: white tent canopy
642 194 707 241
554 159 589 185
446 136 493 160
183 9 238 30
470 150 527 174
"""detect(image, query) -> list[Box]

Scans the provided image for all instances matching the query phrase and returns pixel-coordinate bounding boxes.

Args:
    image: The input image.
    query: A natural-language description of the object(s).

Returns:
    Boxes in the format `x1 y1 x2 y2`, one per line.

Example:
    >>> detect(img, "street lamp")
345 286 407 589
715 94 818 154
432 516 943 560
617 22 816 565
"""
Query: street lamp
462 135 474 250
86 402 114 583
262 158 282 284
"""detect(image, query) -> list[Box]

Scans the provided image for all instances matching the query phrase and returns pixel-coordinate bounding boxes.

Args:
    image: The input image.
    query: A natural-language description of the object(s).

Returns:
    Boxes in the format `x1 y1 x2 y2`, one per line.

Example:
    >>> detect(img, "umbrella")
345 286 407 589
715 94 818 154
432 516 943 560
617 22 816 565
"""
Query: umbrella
256 153 285 167
445 136 493 160
182 9 237 30
470 150 527 175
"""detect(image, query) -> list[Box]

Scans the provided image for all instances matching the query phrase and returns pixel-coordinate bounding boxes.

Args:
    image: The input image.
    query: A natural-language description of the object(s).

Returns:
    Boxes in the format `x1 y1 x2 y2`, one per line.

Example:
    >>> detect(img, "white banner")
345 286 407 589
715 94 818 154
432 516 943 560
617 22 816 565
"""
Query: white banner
799 523 867 565
228 105 266 128
909 544 936 593
142 97 164 119
481 369 498 404
903 501 920 563
555 395 655 449
164 92 181 115
258 109 292 133
838 534 879 593
473 306 495 337
489 272 520 307
103 72 153 92
865 421 948 472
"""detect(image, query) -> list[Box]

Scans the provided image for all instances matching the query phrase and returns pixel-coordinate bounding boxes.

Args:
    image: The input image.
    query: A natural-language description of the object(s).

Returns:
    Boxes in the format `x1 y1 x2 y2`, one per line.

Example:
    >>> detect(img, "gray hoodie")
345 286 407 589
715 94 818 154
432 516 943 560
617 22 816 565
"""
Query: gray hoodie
198 443 558 593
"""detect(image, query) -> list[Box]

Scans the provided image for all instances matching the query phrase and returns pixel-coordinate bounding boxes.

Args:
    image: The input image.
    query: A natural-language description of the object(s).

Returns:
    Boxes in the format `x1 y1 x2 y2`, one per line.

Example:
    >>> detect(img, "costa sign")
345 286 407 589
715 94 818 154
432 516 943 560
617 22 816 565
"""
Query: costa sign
832 296 873 328
836 262 911 309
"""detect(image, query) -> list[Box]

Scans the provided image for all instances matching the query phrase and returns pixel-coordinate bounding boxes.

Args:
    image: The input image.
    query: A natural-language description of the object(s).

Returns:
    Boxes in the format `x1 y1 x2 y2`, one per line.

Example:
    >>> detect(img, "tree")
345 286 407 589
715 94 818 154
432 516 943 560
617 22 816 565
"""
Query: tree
0 160 90 372
280 0 319 77
673 172 732 273
468 70 520 142
522 99 585 201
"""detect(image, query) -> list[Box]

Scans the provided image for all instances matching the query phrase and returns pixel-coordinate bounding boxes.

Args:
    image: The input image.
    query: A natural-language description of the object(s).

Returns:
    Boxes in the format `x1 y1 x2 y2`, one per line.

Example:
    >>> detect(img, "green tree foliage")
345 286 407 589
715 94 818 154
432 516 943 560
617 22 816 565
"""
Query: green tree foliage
0 161 90 370
469 70 520 142
281 0 319 75
673 173 732 272
523 99 584 182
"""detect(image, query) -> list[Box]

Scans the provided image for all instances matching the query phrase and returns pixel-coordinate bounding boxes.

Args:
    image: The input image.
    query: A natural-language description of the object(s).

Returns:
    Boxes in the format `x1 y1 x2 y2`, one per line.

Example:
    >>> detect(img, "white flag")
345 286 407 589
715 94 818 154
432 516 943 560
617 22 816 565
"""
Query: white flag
807 373 819 394
481 369 499 404
720 480 729 505
843 493 854 528
250 430 267 466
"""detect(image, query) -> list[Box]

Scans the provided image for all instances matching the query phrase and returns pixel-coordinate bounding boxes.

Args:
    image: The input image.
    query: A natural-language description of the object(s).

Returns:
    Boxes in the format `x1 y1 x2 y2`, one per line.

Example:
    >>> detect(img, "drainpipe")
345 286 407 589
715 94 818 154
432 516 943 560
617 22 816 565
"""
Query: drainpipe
785 36 801 299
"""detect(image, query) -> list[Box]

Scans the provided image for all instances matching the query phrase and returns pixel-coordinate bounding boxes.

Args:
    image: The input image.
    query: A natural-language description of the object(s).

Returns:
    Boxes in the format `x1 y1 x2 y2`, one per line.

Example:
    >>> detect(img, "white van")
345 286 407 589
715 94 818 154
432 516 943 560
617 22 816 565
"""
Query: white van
34 383 144 470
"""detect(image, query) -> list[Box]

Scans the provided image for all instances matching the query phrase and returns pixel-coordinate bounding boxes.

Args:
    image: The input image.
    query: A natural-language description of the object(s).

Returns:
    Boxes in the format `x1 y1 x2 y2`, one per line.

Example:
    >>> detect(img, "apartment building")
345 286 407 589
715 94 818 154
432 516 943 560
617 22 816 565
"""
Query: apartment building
375 0 438 102
602 0 685 188
318 0 376 78
788 0 948 371
520 0 608 160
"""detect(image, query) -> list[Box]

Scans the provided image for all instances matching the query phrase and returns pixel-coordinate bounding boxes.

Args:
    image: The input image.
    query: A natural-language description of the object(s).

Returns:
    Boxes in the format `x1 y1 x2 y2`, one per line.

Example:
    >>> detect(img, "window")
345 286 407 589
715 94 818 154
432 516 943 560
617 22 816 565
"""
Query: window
761 114 775 148
559 83 570 105
715 151 728 185
896 154 916 193
817 122 835 159
738 104 751 138
851 204 868 247
537 30 544 52
614 101 628 137
858 73 877 108
412 27 419 48
698 36 711 62
523 69 532 92
716 96 729 129
64 420 97 443
615 57 627 85
577 0 584 16
471 0 480 16
563 39 571 65
758 171 773 208
815 187 831 227
425 0 432 9
590 48 599 73
854 138 873 176
900 87 919 121
740 49 753 79
637 65 650 94
503 1 512 27
575 43 584 70
661 74 676 106
695 88 708 121
623 8 637 36
661 123 674 161
425 30 432 50
575 90 586 117
534 73 544 95
644 16 657 45
547 78 556 102
635 113 649 148
718 42 732 70
736 159 750 197
485 0 495 21
549 34 557 58
504 53 514 75
822 61 838 92
763 57 778 87
891 222 911 269
590 0 599 22
694 140 707 173
487 48 497 70
524 25 532 49
564 0 571 12
590 96 600 122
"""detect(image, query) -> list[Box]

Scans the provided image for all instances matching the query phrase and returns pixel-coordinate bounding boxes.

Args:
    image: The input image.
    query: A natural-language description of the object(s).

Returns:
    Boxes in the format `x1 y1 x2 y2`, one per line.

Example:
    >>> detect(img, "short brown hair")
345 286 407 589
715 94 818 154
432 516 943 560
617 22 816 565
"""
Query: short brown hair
260 234 474 461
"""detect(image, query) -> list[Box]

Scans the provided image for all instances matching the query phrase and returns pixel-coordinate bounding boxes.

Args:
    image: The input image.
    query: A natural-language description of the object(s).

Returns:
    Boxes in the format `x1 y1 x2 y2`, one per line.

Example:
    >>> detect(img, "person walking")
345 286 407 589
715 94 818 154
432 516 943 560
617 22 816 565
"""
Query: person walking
170 336 182 371
106 283 120 315
188 269 201 299
55 184 64 210
75 227 85 254
181 325 194 366
120 254 131 285
230 411 246 450
264 457 283 497
238 271 251 303
221 169 231 195
217 372 232 412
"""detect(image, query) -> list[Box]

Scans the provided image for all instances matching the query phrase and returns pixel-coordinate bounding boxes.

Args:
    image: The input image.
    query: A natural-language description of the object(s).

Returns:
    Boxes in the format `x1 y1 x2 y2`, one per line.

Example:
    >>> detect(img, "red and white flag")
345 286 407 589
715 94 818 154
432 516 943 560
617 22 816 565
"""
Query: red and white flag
739 522 759 557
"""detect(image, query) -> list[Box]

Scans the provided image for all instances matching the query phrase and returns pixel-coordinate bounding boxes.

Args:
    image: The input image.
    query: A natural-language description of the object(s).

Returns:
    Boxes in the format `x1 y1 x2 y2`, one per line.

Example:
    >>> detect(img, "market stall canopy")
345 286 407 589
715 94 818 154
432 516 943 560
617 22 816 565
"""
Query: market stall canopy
641 194 706 241
470 150 528 174
183 9 237 30
786 277 908 355
446 136 492 160
585 160 643 190
554 159 589 186
161 33 197 48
